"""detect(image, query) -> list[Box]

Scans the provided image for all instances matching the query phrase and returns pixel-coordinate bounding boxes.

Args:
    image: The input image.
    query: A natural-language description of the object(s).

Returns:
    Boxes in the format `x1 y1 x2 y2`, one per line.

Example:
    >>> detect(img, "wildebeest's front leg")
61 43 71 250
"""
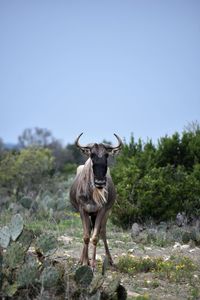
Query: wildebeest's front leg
100 210 113 265
79 207 90 265
90 208 106 268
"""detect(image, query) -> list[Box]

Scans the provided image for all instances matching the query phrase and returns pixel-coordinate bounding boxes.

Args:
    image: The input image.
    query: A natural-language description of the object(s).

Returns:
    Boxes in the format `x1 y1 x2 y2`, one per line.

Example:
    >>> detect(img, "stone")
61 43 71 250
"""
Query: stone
131 223 140 238
176 212 187 227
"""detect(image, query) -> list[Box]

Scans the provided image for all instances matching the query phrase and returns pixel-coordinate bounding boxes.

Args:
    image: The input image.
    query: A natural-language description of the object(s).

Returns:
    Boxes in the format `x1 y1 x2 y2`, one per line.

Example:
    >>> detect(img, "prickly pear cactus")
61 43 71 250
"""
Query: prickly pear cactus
9 214 24 241
17 263 39 287
35 233 57 257
2 282 18 298
0 226 10 248
17 228 34 251
89 274 104 295
4 242 26 269
19 196 33 209
101 274 121 299
75 265 93 287
40 192 55 211
40 266 60 288
89 290 101 300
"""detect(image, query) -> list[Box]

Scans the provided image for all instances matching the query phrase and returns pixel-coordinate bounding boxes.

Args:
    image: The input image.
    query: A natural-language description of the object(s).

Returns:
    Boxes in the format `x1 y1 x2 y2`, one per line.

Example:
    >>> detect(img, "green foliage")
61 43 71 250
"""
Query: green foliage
111 126 200 227
117 255 161 275
117 254 196 283
0 215 126 299
0 147 54 196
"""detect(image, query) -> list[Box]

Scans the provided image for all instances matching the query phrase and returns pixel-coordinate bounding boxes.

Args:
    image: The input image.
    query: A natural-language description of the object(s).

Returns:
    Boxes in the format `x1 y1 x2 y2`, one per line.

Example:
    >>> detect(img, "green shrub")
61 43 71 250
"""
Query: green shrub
111 129 200 228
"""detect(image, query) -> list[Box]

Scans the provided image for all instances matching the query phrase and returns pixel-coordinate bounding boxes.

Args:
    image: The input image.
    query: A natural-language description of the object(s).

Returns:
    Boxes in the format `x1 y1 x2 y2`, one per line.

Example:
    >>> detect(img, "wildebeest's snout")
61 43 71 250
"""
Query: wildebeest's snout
94 177 107 188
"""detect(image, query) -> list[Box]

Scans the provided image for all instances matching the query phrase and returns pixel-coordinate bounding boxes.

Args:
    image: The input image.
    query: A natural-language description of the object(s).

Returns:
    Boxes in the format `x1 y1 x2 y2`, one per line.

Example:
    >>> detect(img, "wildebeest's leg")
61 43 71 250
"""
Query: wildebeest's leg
90 208 106 268
79 208 90 265
100 211 113 265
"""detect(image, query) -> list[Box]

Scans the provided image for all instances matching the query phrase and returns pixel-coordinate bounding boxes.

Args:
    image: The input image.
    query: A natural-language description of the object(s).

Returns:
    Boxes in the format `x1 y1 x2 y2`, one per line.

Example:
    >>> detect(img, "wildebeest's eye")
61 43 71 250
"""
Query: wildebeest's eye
90 153 95 159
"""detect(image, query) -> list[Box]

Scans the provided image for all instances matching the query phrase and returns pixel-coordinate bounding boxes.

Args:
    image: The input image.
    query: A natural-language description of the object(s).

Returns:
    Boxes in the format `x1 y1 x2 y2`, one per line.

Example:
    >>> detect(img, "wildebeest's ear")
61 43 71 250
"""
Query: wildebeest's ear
107 147 121 156
75 133 92 156
103 134 123 156
79 147 91 156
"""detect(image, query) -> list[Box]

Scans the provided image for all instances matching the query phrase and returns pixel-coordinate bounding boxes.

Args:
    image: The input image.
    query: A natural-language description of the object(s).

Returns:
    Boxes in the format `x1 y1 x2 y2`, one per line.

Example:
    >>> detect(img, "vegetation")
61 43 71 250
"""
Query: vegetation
117 254 196 282
1 123 200 228
0 214 126 299
111 122 200 228
1 124 200 298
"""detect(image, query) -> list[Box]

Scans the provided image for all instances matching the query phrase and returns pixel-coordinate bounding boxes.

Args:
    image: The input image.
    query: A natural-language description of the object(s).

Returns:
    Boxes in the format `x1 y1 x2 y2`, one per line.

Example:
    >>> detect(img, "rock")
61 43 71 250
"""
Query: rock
58 235 73 244
144 246 152 251
131 223 140 238
127 291 141 297
114 240 125 245
180 244 190 250
127 248 135 254
173 242 181 249
176 212 187 227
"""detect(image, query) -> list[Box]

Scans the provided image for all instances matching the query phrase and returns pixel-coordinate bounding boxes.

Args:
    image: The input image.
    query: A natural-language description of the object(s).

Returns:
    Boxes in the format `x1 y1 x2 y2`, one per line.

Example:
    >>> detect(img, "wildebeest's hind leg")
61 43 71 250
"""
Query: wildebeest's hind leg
100 210 113 265
79 208 90 265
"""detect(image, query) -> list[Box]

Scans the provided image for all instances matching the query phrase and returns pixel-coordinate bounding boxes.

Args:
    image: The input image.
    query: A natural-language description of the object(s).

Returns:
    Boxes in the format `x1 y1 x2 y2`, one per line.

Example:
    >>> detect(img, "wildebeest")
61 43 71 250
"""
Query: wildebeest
70 133 122 268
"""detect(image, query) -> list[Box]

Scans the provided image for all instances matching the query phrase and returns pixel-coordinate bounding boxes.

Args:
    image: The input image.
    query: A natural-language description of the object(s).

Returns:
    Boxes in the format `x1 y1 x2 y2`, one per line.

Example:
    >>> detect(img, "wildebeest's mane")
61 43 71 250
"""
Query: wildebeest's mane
76 158 107 206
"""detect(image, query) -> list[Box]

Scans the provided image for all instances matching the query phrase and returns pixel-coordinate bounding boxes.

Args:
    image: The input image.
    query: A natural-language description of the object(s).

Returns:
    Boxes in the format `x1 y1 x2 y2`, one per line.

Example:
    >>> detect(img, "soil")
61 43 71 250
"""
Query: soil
53 226 200 300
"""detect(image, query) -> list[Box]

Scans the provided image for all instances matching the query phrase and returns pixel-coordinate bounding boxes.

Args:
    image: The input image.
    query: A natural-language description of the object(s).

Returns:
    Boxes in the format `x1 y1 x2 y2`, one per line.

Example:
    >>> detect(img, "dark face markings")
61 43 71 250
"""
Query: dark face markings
90 144 108 188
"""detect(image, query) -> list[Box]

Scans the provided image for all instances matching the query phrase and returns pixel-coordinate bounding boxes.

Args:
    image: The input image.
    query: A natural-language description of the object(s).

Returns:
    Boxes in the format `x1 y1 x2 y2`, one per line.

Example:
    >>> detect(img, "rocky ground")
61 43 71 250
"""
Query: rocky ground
53 216 200 300
2 212 200 299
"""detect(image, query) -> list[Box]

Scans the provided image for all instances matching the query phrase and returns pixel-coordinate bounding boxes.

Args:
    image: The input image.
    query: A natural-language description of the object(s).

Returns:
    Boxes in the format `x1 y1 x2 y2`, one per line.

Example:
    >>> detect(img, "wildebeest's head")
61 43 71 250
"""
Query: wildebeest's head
75 133 123 188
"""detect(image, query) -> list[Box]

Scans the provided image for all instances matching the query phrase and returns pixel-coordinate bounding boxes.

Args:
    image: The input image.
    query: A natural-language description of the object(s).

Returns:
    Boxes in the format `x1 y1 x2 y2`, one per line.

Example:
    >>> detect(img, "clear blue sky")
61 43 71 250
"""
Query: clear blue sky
0 0 200 146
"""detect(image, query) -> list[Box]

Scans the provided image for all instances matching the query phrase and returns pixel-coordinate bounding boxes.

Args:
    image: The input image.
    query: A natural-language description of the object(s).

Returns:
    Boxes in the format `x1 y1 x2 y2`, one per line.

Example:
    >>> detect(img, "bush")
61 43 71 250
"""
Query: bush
0 147 54 197
111 128 200 228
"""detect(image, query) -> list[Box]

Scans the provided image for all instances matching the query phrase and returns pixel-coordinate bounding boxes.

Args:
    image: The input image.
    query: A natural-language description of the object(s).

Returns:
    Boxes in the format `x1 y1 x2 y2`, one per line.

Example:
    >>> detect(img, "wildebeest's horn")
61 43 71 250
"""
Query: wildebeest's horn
75 133 86 148
113 133 123 149
75 133 92 151
103 134 123 151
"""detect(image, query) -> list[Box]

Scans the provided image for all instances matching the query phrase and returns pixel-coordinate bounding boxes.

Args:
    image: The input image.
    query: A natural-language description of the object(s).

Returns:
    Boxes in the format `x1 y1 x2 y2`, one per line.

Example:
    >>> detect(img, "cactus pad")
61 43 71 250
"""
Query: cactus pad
0 226 10 248
35 233 57 257
17 263 39 287
4 242 26 269
10 214 24 241
75 265 93 287
19 196 33 209
17 228 34 251
101 274 121 298
40 266 60 288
